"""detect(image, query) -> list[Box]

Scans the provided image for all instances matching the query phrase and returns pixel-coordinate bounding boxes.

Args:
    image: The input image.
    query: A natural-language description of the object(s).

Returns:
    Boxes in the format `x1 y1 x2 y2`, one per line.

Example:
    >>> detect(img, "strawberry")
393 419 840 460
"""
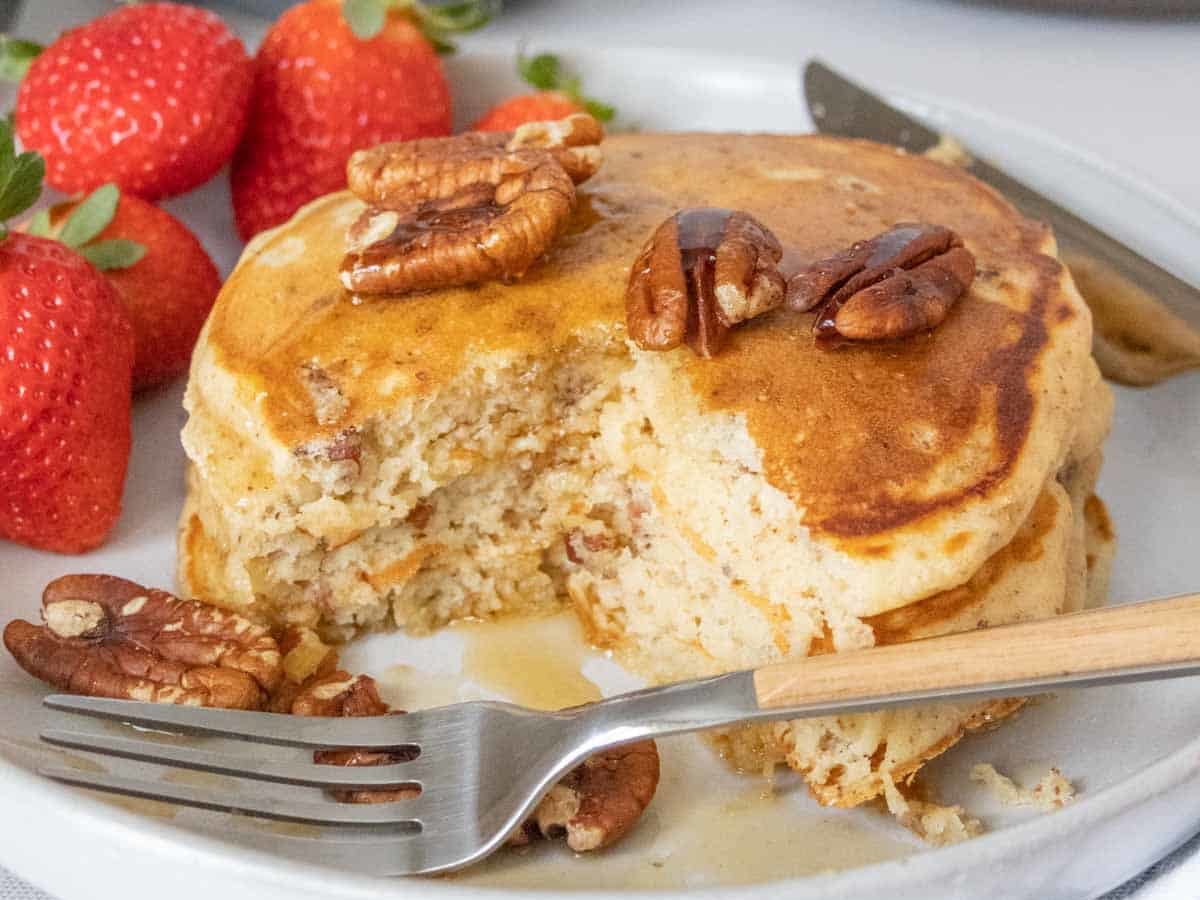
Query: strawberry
38 193 220 391
231 0 492 240
473 52 615 132
473 93 585 132
10 3 253 201
0 125 135 554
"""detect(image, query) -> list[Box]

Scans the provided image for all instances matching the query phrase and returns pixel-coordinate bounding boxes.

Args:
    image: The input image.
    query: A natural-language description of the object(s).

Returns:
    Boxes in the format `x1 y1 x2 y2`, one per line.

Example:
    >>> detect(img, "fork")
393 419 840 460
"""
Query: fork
38 592 1200 875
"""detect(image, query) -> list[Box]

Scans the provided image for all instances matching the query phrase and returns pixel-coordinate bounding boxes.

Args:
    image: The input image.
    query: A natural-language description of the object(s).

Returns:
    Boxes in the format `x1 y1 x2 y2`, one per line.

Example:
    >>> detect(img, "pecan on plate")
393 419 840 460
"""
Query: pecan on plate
3 575 282 709
301 667 661 850
298 672 423 804
266 625 341 713
341 113 603 296
625 208 786 358
786 222 976 347
514 740 661 852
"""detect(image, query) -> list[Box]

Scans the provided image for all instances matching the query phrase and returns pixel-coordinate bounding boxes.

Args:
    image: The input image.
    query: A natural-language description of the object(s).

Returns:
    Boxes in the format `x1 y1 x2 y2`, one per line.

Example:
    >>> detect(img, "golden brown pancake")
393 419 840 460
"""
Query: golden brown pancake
179 132 1111 812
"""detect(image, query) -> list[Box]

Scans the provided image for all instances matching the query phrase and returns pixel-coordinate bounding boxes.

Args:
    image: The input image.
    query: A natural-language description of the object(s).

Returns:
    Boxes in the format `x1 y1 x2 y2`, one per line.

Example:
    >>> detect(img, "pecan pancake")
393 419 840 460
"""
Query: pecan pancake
179 132 1112 811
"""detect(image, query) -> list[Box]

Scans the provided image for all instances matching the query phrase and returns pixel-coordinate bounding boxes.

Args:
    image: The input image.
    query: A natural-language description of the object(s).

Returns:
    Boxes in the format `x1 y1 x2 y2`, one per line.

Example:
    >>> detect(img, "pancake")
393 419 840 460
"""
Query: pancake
179 132 1112 810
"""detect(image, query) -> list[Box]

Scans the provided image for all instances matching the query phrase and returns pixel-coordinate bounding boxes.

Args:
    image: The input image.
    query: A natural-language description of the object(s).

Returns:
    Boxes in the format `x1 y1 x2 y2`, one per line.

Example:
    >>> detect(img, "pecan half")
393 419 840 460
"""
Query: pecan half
299 667 660 850
518 741 661 852
2 576 282 709
786 223 975 347
626 208 786 358
296 673 421 803
341 114 603 296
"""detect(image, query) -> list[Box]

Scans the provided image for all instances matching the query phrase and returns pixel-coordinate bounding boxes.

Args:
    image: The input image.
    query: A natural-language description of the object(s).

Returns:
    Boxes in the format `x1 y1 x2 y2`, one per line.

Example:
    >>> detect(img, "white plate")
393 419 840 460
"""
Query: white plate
1 38 1199 900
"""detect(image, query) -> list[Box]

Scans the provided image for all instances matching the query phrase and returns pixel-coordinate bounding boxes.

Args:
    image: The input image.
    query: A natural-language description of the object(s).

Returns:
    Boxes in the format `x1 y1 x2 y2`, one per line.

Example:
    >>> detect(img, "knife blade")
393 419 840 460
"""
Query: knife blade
803 59 1200 333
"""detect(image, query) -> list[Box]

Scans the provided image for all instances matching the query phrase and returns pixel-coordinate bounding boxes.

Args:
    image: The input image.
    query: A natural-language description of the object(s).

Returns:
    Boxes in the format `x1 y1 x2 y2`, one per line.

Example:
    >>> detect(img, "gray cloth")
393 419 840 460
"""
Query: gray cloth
0 871 50 900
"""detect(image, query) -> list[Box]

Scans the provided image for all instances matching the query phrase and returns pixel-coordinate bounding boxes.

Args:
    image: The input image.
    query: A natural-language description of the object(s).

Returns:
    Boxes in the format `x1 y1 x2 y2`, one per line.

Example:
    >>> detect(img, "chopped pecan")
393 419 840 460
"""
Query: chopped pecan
267 626 340 713
2 576 281 709
405 501 435 532
564 527 614 564
299 360 349 426
786 222 976 347
294 428 362 464
341 114 603 296
625 208 786 358
291 670 391 718
520 741 661 852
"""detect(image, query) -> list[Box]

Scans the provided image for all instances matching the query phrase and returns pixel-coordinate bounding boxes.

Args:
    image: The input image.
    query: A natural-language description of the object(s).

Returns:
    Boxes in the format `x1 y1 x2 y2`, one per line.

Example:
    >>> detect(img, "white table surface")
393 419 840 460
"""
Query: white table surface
5 1 1199 897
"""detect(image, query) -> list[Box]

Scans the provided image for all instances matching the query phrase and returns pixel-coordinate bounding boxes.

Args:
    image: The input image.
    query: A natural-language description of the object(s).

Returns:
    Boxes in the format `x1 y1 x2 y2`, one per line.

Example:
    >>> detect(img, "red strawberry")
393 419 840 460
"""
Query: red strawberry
232 0 492 240
0 129 134 554
12 3 253 201
43 193 220 391
473 93 585 132
473 52 615 132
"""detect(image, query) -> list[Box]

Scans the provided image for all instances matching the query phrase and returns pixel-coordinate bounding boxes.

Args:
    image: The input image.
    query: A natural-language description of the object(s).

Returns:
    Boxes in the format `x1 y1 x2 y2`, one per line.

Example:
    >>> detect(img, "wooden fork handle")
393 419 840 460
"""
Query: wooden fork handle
752 593 1200 710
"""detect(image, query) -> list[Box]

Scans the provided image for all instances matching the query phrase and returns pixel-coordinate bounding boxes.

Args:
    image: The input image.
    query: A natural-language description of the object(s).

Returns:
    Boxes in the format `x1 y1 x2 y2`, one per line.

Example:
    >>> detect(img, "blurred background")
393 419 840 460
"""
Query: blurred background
8 0 1199 213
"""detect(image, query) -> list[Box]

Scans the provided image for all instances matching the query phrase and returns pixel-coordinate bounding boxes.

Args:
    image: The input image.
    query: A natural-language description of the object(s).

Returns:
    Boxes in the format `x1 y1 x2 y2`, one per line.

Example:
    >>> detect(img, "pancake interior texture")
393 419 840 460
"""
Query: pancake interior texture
179 133 1113 815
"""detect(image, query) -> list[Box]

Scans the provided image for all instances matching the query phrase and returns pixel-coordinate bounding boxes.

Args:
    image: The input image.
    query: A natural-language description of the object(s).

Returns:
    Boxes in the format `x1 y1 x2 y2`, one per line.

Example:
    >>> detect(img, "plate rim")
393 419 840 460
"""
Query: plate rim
2 43 1199 900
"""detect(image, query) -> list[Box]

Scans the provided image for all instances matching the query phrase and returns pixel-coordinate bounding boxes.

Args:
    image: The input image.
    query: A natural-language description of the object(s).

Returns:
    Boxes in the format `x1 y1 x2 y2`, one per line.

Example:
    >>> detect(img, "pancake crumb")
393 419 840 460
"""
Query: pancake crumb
880 773 981 846
970 763 1076 811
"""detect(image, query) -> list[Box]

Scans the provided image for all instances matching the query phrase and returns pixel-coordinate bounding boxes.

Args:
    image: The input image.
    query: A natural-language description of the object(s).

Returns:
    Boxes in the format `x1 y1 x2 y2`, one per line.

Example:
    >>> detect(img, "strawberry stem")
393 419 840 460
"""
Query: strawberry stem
516 51 615 123
0 36 43 83
341 0 495 52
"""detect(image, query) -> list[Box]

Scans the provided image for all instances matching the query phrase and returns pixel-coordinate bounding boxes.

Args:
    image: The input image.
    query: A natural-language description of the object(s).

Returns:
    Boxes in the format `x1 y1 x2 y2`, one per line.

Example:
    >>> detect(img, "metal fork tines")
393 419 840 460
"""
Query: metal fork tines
39 693 550 875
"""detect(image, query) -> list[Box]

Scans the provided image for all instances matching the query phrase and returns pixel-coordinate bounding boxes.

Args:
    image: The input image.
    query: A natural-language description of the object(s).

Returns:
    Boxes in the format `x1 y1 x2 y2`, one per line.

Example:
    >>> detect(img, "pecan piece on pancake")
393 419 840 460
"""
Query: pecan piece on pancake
2 575 282 709
786 222 976 347
514 741 661 852
625 208 786 358
341 113 603 296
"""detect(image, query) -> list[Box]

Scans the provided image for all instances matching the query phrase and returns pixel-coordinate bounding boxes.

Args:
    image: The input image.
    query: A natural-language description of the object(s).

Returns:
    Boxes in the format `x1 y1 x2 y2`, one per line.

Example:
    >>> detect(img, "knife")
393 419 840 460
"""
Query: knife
803 59 1200 333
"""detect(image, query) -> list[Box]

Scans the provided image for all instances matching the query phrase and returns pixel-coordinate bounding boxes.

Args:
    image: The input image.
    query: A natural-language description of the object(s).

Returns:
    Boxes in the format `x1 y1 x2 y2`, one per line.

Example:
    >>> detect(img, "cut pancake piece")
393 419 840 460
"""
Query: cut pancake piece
705 467 1102 808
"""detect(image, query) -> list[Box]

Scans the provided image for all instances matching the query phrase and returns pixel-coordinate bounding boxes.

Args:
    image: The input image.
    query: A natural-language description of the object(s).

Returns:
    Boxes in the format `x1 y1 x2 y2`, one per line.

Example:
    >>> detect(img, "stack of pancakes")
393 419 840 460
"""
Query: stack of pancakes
179 133 1113 808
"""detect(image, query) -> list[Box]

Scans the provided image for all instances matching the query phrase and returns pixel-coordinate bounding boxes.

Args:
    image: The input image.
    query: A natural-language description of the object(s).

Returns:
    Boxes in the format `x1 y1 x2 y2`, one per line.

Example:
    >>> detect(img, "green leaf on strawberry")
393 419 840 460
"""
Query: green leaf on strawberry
0 121 146 267
57 183 119 248
341 0 494 52
0 36 43 83
26 208 50 237
343 0 387 40
52 184 147 271
0 116 44 239
78 238 147 271
517 52 562 91
516 51 615 123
